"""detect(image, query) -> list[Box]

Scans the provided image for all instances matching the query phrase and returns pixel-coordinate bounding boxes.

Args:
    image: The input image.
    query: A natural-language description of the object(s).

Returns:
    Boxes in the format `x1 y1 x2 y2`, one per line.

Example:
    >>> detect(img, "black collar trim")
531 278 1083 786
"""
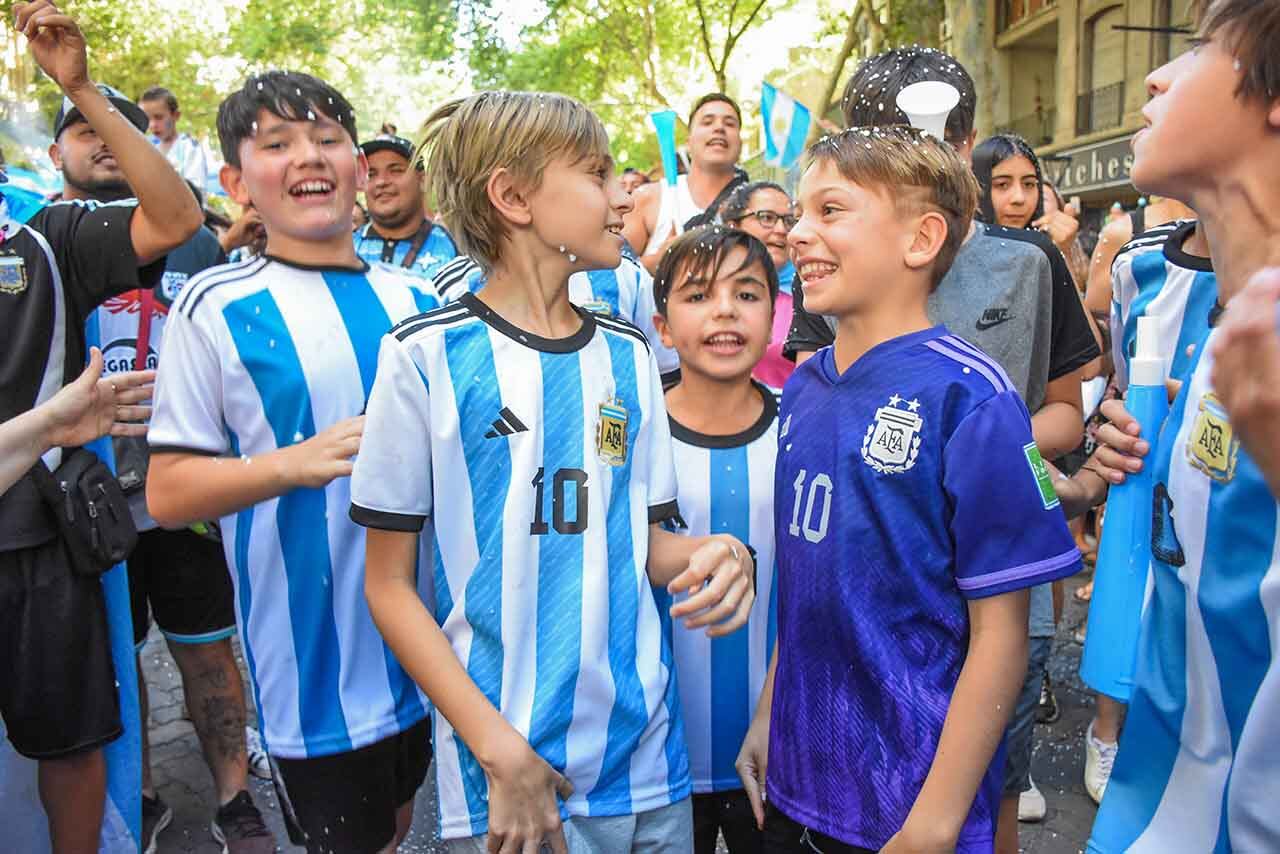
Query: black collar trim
264 254 369 274
460 292 596 353
668 381 778 449
1163 221 1214 273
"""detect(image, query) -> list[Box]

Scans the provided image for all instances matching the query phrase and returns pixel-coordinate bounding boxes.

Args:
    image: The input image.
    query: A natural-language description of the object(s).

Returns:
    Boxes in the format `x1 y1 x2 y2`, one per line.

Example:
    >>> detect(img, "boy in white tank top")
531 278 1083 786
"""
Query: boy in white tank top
624 94 745 273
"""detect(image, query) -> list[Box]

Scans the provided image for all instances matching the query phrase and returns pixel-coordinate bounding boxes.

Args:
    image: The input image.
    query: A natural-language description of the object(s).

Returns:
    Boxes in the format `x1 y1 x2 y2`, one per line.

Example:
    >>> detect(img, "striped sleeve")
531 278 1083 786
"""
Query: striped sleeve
350 334 434 530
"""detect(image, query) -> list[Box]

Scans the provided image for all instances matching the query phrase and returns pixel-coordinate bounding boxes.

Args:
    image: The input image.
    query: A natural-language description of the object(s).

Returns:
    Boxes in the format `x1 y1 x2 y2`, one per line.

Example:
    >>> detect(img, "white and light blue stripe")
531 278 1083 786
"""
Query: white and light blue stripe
1089 329 1280 852
147 260 437 759
661 401 778 792
1111 222 1218 392
762 82 811 169
358 305 687 839
430 256 678 373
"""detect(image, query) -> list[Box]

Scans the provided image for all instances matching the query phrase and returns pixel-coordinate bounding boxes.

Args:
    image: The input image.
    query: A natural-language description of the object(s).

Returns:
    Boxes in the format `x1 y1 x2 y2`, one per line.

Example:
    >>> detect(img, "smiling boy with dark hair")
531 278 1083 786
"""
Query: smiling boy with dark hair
145 70 440 854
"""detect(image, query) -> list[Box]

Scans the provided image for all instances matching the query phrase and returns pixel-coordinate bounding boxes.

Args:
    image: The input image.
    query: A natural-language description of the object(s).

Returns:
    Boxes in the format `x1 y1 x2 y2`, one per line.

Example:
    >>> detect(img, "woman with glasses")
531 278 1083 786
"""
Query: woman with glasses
722 181 797 387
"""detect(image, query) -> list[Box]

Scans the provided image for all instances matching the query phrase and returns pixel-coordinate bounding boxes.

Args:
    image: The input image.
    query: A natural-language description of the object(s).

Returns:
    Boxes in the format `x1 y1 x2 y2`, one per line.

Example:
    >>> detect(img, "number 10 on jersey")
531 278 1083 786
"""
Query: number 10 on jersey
788 469 832 543
530 467 589 535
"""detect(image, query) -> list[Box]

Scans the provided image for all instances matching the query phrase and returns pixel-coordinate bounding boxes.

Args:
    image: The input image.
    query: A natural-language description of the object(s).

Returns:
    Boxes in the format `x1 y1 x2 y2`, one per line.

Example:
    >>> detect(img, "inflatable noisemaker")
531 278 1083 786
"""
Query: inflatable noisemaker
1081 316 1170 702
650 109 679 187
895 81 960 141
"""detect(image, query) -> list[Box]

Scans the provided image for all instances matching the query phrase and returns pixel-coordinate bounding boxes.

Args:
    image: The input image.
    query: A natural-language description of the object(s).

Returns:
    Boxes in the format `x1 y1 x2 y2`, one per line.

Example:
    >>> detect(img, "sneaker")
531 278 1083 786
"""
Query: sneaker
141 793 173 854
1036 673 1061 724
1018 777 1047 822
1085 721 1119 804
212 790 276 853
245 725 271 780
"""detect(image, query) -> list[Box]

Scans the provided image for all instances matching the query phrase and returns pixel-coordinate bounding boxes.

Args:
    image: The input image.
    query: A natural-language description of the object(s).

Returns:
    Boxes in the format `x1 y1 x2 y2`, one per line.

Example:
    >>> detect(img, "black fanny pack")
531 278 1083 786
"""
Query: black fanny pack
32 448 138 576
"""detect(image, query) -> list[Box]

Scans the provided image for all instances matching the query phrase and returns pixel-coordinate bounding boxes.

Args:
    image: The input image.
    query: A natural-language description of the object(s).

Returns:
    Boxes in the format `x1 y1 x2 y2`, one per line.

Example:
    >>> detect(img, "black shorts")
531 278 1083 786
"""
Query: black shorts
128 527 236 649
272 717 432 854
763 803 875 854
694 789 762 854
0 537 123 759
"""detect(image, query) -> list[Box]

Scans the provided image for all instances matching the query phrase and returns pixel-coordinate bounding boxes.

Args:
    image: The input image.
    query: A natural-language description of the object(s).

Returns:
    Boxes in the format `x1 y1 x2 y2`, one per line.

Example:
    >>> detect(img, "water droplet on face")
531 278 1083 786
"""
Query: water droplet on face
568 253 577 262
307 110 316 121
559 245 566 253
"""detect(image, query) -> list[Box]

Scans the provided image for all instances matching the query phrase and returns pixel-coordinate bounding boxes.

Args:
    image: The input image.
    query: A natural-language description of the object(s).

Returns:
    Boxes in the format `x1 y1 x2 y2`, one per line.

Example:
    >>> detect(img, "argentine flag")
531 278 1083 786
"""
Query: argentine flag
762 82 811 169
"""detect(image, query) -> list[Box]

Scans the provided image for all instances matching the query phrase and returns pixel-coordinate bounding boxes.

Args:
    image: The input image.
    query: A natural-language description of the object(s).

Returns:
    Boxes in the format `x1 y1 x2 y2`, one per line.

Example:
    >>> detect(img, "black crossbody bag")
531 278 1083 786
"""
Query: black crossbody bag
31 448 137 576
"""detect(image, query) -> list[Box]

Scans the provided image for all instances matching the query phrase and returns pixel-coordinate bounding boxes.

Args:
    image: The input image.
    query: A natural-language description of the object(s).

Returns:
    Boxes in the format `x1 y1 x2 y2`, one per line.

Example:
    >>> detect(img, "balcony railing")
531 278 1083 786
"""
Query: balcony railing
997 0 1057 33
1076 82 1125 136
997 108 1057 146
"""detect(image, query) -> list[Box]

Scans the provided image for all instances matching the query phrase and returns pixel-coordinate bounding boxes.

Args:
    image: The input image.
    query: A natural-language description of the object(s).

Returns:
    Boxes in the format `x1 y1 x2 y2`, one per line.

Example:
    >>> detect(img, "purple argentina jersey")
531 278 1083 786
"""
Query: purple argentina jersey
768 327 1080 851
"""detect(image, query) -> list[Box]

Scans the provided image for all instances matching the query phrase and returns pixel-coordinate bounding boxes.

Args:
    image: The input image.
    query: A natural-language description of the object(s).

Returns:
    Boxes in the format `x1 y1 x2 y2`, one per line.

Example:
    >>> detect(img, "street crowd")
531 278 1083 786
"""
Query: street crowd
2 1 1278 853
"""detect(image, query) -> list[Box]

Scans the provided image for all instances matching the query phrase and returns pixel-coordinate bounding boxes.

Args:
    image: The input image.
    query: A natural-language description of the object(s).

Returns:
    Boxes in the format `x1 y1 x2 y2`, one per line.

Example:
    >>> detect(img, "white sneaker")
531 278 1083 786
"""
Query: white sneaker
1018 777 1047 822
1085 721 1119 804
245 725 272 780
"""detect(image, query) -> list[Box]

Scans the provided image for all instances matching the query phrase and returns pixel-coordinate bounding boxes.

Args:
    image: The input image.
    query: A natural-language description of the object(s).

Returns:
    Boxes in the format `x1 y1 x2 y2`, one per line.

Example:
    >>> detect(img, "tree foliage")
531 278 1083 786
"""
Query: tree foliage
28 0 461 147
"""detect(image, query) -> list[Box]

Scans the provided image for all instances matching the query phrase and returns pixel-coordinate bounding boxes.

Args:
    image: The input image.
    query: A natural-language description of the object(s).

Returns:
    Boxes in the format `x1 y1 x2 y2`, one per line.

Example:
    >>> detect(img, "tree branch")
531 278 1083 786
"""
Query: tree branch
815 0 866 127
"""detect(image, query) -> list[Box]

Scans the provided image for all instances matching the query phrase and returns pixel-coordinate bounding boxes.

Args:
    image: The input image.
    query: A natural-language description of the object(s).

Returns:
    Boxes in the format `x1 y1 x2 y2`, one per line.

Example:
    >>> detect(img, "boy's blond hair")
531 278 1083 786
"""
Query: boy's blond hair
419 91 611 273
807 126 979 289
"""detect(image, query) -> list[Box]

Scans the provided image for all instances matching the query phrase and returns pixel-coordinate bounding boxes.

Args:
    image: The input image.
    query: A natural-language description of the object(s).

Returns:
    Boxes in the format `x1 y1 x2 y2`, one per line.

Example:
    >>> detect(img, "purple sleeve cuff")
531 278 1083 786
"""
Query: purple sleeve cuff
956 548 1082 599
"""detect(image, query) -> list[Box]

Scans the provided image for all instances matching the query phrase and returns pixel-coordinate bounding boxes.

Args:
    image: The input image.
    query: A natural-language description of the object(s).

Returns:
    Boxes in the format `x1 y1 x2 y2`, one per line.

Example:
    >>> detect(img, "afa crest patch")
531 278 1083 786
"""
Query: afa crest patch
596 396 629 466
862 394 922 474
0 254 28 294
1187 392 1238 483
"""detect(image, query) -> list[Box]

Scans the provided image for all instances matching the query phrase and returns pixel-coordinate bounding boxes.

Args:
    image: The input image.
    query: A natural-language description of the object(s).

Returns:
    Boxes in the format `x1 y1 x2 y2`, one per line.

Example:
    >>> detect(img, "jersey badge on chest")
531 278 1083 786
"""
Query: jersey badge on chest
596 396 629 467
1187 392 1238 483
862 393 922 474
0 254 28 294
578 299 614 317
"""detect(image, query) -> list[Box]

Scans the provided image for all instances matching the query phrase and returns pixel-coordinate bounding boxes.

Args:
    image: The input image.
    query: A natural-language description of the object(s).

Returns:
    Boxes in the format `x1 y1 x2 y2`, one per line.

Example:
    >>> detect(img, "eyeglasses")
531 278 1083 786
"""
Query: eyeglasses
736 209 798 230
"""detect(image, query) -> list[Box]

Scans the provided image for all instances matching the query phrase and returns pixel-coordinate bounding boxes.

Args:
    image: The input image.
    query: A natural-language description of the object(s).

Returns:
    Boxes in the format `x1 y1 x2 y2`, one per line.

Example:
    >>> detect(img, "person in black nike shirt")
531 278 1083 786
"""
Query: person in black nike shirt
0 4 200 851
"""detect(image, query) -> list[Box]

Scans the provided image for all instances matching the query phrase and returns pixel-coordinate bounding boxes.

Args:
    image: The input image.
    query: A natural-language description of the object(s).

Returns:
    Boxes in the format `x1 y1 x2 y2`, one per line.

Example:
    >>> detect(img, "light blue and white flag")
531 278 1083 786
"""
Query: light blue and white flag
761 82 811 169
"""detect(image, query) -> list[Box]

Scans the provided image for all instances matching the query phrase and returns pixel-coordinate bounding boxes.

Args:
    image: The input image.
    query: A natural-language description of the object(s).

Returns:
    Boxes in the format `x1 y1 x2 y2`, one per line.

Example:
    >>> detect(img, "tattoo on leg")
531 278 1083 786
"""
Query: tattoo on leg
199 666 231 691
195 693 247 761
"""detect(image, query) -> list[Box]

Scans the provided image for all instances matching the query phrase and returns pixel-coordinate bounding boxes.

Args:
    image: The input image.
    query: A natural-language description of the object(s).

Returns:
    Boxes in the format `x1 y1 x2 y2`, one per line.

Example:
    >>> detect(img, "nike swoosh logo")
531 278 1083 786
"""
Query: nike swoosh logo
975 316 1013 330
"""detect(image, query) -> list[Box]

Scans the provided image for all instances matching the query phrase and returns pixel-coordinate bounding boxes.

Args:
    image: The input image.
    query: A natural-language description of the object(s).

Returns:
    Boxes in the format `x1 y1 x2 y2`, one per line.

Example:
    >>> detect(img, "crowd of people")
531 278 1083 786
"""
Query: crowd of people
1 0 1277 853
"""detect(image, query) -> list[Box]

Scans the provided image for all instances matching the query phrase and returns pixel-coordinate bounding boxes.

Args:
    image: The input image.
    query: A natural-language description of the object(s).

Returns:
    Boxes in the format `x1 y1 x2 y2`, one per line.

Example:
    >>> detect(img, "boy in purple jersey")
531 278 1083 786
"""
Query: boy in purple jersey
734 127 1081 853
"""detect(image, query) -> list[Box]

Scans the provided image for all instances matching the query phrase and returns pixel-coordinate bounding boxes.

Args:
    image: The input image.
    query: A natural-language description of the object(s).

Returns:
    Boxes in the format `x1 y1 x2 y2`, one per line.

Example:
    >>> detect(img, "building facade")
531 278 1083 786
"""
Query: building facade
946 0 1196 226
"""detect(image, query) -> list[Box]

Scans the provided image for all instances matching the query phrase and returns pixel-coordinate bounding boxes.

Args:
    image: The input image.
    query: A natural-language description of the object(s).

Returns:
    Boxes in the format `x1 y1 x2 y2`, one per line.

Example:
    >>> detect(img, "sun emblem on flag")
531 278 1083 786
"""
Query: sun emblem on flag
862 393 923 474
771 112 789 143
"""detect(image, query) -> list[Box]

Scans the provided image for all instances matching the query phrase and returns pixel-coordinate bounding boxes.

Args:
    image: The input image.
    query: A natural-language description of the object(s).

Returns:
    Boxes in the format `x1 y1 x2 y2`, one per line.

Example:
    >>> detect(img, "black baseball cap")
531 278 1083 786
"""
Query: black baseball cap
52 84 149 140
360 134 422 169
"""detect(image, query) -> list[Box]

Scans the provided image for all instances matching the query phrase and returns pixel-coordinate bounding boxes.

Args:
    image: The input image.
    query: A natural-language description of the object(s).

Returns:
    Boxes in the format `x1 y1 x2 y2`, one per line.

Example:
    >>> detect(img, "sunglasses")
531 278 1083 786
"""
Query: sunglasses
736 209 798 230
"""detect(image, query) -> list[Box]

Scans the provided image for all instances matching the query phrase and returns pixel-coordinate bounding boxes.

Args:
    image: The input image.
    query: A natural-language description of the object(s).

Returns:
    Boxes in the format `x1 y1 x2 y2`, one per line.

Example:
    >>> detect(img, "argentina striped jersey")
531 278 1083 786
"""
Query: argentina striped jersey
354 221 459 281
349 293 689 839
659 381 779 793
146 256 441 759
431 255 678 373
1111 220 1217 392
1088 328 1280 852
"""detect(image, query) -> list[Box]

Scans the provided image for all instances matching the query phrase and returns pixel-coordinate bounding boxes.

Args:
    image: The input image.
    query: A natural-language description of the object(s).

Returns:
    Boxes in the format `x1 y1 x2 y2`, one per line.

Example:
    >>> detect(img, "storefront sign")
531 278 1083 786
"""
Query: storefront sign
1043 134 1135 194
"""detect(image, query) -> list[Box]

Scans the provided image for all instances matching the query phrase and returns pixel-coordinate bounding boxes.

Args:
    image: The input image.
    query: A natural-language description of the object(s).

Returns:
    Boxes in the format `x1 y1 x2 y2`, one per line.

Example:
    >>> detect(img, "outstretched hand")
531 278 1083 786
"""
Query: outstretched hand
46 347 156 448
14 1 90 94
